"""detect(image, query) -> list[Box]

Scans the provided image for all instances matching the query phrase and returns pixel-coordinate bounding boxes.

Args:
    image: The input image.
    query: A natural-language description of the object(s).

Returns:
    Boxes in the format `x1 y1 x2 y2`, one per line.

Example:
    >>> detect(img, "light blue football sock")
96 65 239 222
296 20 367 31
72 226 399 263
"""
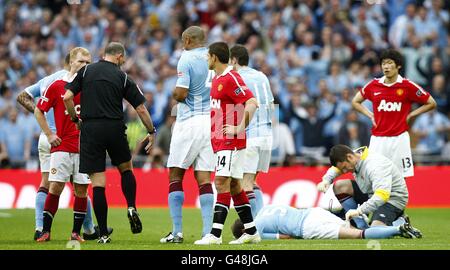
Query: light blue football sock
82 195 95 234
35 191 47 231
392 216 406 227
249 198 258 218
363 226 400 239
168 191 184 235
199 193 214 236
253 187 264 216
341 197 369 229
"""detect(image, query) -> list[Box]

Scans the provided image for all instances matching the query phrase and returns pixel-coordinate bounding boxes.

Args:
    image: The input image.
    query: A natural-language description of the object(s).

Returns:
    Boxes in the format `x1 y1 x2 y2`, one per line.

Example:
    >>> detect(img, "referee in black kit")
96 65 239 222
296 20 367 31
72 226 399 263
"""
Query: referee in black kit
63 42 156 244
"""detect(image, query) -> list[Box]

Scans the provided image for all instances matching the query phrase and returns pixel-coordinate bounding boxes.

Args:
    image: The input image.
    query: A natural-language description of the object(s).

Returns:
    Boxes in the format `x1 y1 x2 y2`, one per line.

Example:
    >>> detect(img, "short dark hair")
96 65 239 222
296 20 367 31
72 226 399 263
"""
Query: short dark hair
329 144 354 167
230 44 249 66
231 218 244 239
105 42 125 56
209 42 229 64
380 49 403 68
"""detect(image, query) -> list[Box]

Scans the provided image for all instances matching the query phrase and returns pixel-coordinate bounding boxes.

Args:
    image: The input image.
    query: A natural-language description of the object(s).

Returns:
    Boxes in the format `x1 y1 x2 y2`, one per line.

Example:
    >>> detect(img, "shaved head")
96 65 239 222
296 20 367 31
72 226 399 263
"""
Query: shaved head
182 26 205 45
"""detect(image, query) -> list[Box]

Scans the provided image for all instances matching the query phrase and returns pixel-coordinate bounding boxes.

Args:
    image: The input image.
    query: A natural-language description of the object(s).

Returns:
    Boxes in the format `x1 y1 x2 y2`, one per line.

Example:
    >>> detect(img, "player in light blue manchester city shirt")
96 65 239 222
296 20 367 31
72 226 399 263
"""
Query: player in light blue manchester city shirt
161 26 215 244
230 45 274 218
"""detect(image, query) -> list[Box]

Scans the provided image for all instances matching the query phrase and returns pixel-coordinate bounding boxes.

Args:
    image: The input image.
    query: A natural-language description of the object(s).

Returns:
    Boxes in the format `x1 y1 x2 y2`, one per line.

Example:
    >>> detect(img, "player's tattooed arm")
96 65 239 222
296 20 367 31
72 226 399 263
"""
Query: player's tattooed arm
17 91 35 113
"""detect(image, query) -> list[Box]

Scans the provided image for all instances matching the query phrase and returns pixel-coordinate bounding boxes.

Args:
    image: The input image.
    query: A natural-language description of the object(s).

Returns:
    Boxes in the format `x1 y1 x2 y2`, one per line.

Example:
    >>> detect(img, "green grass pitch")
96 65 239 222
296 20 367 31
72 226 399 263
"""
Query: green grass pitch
1 208 449 250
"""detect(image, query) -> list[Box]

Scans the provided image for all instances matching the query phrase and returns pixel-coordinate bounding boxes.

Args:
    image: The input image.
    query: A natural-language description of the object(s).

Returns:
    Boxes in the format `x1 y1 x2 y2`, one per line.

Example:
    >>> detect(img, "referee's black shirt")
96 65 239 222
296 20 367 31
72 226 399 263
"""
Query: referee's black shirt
66 60 146 121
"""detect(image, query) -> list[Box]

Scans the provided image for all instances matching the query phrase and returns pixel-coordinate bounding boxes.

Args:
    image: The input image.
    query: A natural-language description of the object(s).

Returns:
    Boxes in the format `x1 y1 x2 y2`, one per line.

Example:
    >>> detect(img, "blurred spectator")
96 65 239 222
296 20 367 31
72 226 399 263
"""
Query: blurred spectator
330 32 352 66
389 2 417 48
271 116 296 167
291 100 337 162
430 74 449 113
325 61 349 94
0 108 31 167
337 110 370 149
17 107 40 157
416 56 445 91
412 110 450 155
0 84 14 119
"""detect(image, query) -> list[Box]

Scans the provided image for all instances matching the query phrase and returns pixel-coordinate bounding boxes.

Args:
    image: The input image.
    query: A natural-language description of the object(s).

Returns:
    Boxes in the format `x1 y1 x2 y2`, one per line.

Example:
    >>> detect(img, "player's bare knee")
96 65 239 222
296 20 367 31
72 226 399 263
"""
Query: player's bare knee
49 181 65 195
40 172 50 189
371 220 386 226
194 170 210 186
117 161 133 173
333 180 353 196
89 172 106 187
242 173 255 191
338 227 363 239
169 167 186 181
214 177 230 193
73 184 88 198
230 179 242 195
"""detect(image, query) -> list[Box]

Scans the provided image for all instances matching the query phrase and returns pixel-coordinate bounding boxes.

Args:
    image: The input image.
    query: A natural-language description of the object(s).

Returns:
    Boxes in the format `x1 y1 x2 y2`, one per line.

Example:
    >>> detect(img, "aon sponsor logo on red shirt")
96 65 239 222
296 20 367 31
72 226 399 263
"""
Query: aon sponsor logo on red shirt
377 100 402 112
210 98 221 109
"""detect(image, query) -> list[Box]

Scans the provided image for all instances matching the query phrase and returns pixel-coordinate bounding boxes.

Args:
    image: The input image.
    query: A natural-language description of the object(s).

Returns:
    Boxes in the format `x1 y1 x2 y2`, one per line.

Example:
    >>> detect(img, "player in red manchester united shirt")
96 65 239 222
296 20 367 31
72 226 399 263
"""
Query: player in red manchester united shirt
352 49 436 178
34 47 92 242
194 42 261 245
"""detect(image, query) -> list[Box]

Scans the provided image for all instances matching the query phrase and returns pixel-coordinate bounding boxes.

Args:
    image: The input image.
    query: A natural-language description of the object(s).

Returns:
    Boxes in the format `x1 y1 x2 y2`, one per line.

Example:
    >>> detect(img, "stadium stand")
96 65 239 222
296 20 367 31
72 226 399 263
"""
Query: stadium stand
0 0 449 168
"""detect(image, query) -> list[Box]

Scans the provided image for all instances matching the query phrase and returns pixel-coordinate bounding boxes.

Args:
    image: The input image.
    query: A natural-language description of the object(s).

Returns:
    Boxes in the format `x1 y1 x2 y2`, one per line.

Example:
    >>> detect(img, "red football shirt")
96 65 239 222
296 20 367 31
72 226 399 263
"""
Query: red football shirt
37 75 81 153
210 66 254 152
360 75 430 136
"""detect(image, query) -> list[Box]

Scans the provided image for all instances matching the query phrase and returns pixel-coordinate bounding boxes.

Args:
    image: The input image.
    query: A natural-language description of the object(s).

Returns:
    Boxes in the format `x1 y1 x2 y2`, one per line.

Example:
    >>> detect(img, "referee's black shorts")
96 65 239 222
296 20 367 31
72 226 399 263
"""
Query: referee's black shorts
79 119 131 173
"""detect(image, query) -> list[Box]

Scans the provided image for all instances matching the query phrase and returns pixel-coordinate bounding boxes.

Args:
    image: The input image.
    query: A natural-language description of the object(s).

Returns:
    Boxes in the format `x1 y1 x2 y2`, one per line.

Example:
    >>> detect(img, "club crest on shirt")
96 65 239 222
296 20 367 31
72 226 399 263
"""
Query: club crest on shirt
218 84 223 91
396 89 404 96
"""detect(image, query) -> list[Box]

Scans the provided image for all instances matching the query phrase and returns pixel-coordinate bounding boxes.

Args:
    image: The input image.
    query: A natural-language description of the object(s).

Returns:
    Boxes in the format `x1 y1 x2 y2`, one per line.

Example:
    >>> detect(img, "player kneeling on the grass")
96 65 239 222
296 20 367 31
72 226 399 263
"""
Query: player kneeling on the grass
194 42 260 245
317 144 422 238
232 204 421 240
34 47 92 242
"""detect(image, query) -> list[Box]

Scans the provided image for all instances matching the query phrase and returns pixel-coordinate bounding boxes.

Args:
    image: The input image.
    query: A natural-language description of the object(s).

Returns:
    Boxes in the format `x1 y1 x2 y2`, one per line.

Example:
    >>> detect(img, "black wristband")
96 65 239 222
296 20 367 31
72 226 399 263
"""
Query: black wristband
148 127 156 135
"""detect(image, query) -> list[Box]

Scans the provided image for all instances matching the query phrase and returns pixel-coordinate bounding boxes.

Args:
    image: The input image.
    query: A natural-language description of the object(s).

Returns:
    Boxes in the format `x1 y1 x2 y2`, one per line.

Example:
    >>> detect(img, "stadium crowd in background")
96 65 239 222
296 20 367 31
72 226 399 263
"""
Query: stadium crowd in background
0 0 449 169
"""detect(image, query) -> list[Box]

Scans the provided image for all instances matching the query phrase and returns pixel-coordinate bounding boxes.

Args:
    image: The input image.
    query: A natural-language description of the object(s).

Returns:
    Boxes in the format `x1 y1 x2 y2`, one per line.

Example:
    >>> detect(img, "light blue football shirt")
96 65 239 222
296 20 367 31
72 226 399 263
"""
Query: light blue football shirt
255 205 311 239
237 67 274 138
175 47 212 122
24 70 68 133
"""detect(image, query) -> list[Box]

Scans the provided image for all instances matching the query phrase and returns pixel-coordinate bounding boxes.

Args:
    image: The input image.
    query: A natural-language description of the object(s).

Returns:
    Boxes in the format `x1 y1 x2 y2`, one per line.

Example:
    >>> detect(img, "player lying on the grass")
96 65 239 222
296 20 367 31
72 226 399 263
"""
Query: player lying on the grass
34 47 93 242
317 144 419 232
231 204 422 240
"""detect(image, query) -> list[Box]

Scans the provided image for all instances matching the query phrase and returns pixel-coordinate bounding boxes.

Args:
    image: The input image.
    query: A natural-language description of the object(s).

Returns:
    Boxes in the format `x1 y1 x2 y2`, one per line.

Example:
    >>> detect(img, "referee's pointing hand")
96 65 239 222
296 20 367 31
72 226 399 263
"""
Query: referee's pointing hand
142 133 155 154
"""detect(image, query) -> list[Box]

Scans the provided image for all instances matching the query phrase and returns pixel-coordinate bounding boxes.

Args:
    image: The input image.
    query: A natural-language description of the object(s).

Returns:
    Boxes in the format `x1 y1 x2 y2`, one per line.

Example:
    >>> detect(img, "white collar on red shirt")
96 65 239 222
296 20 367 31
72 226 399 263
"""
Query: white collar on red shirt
378 74 403 86
62 72 77 83
217 65 234 77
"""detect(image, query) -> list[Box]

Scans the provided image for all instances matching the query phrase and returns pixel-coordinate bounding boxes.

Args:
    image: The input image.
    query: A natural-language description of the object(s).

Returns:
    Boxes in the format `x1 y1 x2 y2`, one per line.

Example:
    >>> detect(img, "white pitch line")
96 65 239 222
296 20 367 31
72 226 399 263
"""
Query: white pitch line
0 212 12 218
